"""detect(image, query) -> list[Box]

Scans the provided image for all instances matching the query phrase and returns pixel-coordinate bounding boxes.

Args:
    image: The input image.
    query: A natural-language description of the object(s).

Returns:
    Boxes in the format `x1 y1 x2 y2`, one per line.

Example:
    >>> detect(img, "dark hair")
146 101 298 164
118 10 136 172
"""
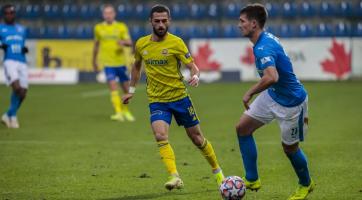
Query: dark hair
102 4 115 11
240 3 268 28
2 4 15 14
149 4 170 18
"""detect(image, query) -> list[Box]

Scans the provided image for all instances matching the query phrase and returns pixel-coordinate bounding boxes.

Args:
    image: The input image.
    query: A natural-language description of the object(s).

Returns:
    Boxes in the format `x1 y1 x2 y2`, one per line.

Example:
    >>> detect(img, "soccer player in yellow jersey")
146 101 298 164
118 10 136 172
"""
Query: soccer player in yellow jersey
92 4 135 122
122 5 225 191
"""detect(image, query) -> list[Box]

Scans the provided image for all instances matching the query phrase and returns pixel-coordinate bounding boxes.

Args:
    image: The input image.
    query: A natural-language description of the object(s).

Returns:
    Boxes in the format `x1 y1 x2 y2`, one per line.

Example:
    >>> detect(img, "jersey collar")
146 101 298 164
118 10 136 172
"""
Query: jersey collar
254 31 266 47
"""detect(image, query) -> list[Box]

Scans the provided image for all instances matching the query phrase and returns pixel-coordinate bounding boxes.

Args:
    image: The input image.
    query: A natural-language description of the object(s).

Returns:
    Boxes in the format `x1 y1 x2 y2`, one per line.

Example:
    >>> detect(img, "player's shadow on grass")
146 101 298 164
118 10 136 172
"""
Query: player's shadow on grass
102 190 212 200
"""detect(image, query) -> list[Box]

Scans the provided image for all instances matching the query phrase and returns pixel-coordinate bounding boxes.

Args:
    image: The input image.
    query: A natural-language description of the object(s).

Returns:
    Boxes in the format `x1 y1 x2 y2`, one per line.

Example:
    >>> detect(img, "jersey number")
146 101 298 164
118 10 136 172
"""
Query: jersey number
291 127 298 139
10 44 22 54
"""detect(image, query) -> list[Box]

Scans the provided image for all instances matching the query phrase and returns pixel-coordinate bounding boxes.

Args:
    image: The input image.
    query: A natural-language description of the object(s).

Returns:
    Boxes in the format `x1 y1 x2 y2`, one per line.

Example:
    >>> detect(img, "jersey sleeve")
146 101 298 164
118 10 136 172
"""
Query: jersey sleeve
254 45 276 70
120 24 131 40
94 25 100 41
175 38 193 64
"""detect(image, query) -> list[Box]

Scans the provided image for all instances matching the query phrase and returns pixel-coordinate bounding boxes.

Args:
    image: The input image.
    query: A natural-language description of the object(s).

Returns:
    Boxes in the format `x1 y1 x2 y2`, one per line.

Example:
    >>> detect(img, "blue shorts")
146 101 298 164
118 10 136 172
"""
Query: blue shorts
104 66 129 83
149 96 200 128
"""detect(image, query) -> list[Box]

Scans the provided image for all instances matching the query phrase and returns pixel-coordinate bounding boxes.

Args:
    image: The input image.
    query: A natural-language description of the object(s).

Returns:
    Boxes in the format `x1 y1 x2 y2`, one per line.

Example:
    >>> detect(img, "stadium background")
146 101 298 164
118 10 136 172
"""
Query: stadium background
1 1 362 200
0 0 362 82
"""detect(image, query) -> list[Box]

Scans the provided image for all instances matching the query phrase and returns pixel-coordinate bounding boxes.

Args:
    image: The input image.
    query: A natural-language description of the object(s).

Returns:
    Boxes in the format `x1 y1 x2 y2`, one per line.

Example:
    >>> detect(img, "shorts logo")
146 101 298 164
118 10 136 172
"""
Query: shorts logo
185 52 191 59
151 110 163 116
161 49 168 55
260 56 272 64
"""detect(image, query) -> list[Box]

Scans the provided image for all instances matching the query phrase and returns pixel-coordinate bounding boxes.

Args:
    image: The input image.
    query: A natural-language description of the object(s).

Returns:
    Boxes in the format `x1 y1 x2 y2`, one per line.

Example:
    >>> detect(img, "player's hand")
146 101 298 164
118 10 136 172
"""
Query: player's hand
0 44 8 51
22 46 29 54
242 92 253 110
188 75 199 87
117 40 126 47
122 93 133 104
92 61 99 72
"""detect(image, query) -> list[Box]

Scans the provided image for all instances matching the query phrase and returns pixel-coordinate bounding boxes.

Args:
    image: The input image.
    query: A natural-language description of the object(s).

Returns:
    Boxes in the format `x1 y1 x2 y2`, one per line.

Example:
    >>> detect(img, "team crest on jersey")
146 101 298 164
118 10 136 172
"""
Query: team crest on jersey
161 49 168 55
143 50 148 55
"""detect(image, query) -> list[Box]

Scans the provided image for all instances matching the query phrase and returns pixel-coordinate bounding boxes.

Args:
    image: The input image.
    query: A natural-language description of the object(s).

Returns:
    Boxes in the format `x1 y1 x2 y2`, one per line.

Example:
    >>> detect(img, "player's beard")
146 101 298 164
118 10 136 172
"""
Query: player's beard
153 26 168 38
4 17 15 25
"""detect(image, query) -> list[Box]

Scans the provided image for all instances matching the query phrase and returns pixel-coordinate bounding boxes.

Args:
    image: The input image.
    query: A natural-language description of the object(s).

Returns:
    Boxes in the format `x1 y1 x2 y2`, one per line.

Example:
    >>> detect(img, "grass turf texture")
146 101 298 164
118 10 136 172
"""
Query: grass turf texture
0 82 362 200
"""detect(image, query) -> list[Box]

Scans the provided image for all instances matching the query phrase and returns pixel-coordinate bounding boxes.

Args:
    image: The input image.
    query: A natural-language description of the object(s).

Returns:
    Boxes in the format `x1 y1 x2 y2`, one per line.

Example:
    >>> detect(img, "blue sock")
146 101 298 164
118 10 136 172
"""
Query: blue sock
7 92 21 117
287 148 311 186
238 134 258 181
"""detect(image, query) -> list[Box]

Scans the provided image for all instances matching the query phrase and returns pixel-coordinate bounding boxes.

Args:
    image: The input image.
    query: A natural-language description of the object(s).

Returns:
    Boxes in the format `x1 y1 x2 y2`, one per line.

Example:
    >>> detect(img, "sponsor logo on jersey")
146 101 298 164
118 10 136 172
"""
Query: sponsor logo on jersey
145 59 168 66
260 56 272 64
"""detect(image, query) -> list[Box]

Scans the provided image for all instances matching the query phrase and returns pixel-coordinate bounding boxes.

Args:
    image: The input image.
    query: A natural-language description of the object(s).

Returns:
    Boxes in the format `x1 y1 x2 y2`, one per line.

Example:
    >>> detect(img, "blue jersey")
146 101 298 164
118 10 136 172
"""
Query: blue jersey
0 23 27 63
253 31 306 107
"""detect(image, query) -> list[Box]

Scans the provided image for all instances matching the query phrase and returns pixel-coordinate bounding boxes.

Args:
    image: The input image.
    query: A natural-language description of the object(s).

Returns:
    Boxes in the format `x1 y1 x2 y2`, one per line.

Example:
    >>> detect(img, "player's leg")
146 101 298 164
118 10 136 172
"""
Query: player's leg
185 124 225 186
149 103 182 190
8 80 27 128
236 91 273 190
104 67 123 121
276 99 314 200
117 66 134 121
236 114 263 190
2 60 27 128
171 96 224 185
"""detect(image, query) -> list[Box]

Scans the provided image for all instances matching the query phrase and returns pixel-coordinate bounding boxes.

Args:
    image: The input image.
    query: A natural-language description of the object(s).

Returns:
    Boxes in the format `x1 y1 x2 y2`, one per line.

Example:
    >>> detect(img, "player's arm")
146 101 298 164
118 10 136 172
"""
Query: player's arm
122 59 142 104
92 40 99 72
118 25 133 47
243 66 279 109
176 38 199 87
0 38 8 51
22 27 29 54
184 62 200 87
117 39 132 47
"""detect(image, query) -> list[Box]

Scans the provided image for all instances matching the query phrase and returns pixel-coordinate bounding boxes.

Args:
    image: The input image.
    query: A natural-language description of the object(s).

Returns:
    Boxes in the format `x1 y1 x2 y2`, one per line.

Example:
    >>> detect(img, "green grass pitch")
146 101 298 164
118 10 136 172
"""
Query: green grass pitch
1 82 362 200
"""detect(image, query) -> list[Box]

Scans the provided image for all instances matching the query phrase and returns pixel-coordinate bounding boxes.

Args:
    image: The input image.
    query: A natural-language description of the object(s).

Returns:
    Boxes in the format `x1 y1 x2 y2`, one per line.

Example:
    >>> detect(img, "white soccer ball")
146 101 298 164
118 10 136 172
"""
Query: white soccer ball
219 176 246 200
96 71 106 83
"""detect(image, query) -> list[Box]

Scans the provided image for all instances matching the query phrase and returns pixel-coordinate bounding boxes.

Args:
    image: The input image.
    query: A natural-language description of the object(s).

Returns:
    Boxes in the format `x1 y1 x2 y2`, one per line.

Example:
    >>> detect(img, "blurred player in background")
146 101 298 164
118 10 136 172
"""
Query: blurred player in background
92 4 134 122
0 4 29 128
122 4 224 191
236 4 315 200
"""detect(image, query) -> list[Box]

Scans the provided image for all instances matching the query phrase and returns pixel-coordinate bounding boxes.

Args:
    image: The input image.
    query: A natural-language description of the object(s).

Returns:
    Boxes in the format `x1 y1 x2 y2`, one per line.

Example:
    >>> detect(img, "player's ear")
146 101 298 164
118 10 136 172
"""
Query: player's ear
252 19 257 29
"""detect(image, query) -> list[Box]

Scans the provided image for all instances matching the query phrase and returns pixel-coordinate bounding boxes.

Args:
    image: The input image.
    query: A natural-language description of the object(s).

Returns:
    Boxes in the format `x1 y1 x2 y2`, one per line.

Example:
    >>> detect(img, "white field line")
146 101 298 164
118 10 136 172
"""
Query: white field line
81 87 145 98
81 89 109 98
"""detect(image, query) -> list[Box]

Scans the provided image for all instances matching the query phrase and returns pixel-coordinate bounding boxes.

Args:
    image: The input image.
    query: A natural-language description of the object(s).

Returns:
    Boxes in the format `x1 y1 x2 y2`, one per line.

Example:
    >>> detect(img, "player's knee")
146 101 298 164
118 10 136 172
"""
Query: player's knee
282 142 299 154
14 88 26 98
154 132 168 141
236 123 249 136
190 133 204 147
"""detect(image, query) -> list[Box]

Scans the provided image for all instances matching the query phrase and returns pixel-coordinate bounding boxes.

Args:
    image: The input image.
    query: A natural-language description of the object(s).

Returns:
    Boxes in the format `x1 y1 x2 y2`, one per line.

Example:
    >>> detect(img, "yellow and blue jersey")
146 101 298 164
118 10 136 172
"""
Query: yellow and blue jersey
134 33 194 103
94 21 130 67
0 23 27 63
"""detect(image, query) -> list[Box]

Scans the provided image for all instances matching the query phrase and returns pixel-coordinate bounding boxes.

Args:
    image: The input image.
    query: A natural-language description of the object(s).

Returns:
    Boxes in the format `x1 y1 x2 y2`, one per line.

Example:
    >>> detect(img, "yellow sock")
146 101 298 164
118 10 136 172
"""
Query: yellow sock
158 141 178 175
198 139 220 171
110 91 122 113
121 98 129 113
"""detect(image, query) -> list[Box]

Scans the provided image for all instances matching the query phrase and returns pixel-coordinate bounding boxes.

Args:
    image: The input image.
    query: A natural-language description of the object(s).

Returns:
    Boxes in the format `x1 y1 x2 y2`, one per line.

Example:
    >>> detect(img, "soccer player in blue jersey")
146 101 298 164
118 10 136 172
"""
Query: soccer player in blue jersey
0 4 28 128
236 4 315 200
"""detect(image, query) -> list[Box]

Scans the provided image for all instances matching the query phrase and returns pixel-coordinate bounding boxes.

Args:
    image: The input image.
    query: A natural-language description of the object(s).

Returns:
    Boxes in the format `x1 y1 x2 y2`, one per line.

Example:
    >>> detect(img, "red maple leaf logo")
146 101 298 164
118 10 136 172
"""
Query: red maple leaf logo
320 39 351 79
193 42 221 71
240 46 255 66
